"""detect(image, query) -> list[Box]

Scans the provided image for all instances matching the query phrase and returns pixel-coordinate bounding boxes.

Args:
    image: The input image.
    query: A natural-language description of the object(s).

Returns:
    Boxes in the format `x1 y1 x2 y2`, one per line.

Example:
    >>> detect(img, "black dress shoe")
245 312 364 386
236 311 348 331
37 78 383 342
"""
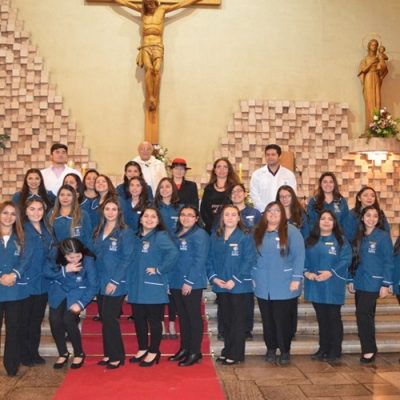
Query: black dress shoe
129 351 148 363
360 353 376 364
21 358 34 367
32 355 46 365
139 352 161 367
278 352 290 365
222 358 240 366
178 353 202 367
265 349 277 363
215 356 226 363
70 354 86 369
107 360 125 369
53 353 70 369
97 358 109 366
311 350 327 361
168 349 188 362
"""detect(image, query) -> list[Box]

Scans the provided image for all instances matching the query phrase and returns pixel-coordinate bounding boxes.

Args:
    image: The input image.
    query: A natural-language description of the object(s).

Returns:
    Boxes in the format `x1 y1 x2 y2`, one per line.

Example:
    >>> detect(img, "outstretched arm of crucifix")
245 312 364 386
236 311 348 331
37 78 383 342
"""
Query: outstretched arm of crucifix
164 0 202 13
114 0 142 13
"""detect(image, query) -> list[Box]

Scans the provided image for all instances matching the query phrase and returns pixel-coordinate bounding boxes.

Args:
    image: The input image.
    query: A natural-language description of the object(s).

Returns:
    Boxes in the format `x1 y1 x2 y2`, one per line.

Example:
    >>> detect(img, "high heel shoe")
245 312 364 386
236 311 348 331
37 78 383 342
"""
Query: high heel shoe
97 358 109 366
178 353 202 367
106 360 125 369
360 353 376 364
168 349 188 362
139 352 161 367
70 353 86 369
129 351 148 364
53 353 70 369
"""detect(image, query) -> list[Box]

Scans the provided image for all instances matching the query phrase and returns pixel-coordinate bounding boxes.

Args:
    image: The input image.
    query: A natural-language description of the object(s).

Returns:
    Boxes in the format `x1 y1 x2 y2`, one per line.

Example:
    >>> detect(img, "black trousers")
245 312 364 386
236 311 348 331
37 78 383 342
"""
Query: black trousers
19 293 48 362
257 296 298 354
218 292 250 362
313 302 343 357
49 299 82 357
133 303 164 353
171 289 203 354
99 294 125 362
0 300 23 376
355 290 379 354
166 294 177 322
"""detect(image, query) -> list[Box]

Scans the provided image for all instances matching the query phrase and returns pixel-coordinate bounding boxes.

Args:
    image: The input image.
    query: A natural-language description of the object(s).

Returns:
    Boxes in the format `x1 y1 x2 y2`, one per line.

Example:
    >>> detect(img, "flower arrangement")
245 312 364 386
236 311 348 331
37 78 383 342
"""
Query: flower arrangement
368 108 400 139
152 144 169 167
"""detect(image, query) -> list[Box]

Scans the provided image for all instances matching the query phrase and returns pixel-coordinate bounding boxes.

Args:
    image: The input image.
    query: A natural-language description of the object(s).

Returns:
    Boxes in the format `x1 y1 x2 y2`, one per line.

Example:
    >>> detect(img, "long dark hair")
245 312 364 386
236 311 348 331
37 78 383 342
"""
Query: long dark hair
83 169 100 192
138 206 167 236
349 205 383 276
122 161 144 199
154 177 180 208
63 173 84 204
215 204 249 237
95 174 117 206
127 176 149 210
19 169 52 210
56 238 95 267
306 210 344 248
254 202 288 256
313 172 343 212
276 185 305 228
208 158 239 190
353 186 387 222
0 201 24 247
93 197 127 240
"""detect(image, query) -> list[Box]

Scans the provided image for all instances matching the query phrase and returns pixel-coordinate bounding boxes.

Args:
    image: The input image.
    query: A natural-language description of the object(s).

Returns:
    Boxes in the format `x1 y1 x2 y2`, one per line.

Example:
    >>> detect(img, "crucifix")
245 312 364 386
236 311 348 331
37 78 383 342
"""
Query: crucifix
87 0 220 144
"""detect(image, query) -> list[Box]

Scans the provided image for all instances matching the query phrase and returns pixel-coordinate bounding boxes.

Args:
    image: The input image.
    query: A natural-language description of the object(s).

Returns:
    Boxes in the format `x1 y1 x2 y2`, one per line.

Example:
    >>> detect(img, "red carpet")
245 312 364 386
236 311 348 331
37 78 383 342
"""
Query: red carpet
53 301 225 400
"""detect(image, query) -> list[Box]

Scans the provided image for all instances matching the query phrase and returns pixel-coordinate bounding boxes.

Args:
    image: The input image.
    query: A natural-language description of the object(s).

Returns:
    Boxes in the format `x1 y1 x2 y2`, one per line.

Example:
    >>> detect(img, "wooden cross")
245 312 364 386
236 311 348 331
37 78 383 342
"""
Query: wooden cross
87 0 220 144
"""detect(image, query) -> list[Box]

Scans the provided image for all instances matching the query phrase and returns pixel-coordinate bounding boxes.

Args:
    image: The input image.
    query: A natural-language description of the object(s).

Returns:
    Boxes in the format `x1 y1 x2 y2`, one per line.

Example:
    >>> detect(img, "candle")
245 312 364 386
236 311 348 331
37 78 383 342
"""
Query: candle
67 160 75 169
239 163 243 183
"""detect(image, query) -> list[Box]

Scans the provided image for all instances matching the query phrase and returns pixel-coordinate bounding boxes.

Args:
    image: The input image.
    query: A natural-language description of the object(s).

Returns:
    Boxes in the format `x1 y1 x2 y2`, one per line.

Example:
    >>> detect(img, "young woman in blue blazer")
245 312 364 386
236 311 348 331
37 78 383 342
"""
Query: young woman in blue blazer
80 169 100 227
252 201 305 365
348 205 394 363
154 177 182 338
307 172 349 231
127 207 179 367
304 210 352 362
48 184 93 249
45 238 97 369
93 198 134 369
345 186 390 242
0 201 29 376
121 176 150 234
19 198 54 367
168 206 209 366
207 205 256 365
116 161 153 201
12 168 54 211
63 173 85 204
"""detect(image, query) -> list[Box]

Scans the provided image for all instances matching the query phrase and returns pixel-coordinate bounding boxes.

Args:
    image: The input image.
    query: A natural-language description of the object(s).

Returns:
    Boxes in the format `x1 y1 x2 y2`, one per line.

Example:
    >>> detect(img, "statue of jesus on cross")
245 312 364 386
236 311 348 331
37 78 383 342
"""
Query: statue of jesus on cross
115 0 202 143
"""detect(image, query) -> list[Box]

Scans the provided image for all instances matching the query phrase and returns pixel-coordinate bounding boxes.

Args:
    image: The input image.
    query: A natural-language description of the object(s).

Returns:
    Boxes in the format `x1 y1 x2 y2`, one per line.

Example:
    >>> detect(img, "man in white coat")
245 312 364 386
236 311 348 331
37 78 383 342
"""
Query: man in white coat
250 144 297 213
133 141 167 193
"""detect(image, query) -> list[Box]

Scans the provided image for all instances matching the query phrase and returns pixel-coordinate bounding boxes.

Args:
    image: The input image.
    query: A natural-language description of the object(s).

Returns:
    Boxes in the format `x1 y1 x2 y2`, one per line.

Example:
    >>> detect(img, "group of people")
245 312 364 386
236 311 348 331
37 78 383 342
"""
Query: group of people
0 141 398 377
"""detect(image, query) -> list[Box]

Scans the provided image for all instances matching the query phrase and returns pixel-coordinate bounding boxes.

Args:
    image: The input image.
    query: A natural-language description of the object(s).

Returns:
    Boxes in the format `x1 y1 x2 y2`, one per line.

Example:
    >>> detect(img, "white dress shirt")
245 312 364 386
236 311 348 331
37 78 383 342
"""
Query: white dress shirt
132 155 167 194
41 165 82 196
250 165 297 212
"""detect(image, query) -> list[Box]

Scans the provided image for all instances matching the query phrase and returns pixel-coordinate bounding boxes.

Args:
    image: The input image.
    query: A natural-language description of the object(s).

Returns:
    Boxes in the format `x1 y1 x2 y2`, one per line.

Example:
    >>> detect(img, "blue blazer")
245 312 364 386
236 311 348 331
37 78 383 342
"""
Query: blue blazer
121 198 150 234
80 196 101 229
393 243 400 295
0 232 30 302
304 234 352 305
289 211 310 239
12 191 56 207
207 228 256 294
23 221 54 296
169 226 209 290
252 224 305 300
351 228 394 292
157 202 183 236
92 226 135 297
49 210 93 250
344 208 391 242
240 206 261 230
128 230 179 304
45 255 98 309
307 197 349 231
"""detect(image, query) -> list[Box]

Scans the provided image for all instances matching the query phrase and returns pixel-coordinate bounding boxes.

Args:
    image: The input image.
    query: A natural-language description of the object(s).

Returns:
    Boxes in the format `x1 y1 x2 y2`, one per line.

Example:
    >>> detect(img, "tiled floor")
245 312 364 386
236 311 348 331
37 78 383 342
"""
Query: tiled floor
2 354 400 399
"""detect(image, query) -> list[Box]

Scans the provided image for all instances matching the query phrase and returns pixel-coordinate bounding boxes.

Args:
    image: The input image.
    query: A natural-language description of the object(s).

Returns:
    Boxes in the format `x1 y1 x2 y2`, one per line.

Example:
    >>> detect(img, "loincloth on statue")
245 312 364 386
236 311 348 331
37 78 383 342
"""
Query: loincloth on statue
136 44 164 68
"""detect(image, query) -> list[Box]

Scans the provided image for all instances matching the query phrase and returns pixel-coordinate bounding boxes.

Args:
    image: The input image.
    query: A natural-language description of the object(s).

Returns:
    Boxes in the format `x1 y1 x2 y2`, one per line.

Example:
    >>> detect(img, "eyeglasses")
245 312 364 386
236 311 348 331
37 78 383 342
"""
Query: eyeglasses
266 208 281 214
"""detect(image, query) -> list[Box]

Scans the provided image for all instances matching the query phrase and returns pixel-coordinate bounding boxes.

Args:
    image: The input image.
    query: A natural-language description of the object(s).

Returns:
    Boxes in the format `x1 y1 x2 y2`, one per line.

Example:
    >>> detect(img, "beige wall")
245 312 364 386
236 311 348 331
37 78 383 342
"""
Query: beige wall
11 0 400 176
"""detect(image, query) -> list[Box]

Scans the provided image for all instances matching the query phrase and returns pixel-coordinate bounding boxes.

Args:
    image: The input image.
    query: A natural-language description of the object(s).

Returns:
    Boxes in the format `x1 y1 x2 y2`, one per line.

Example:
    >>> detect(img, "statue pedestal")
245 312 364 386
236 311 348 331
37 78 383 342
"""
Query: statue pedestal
349 137 400 154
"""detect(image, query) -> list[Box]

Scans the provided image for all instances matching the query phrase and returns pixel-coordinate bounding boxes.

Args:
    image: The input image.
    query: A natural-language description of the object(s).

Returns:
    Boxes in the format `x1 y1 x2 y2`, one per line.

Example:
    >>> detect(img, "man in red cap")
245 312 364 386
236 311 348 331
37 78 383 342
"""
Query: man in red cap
169 158 199 208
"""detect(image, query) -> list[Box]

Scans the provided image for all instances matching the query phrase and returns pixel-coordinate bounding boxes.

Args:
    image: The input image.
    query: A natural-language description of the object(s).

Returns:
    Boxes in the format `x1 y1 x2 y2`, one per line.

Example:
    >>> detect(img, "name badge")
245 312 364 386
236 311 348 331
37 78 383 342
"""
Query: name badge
179 239 188 251
109 238 118 252
171 216 178 228
14 241 21 256
73 226 82 237
245 215 255 226
368 241 377 254
333 202 341 213
230 243 239 257
142 241 150 253
275 237 280 250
